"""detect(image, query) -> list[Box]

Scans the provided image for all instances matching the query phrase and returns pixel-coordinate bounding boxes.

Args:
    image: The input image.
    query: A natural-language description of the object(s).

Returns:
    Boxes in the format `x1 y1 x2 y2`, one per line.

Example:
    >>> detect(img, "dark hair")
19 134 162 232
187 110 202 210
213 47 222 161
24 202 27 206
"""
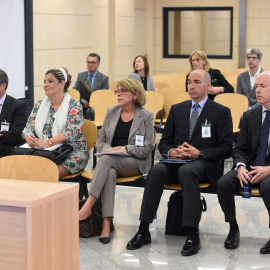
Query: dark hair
133 55 149 76
0 69 8 90
87 53 101 62
45 67 71 92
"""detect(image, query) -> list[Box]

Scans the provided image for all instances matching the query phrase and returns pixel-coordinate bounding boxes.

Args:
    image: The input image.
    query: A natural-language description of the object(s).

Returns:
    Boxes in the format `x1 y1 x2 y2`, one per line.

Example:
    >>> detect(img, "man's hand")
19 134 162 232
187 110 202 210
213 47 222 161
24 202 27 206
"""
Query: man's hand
249 165 270 184
170 142 199 160
237 165 250 188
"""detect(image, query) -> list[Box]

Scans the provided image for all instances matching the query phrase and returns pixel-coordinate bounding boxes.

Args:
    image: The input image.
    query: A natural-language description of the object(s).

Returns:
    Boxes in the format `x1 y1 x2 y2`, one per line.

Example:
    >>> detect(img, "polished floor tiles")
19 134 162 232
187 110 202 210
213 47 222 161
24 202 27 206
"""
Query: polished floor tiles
79 184 270 270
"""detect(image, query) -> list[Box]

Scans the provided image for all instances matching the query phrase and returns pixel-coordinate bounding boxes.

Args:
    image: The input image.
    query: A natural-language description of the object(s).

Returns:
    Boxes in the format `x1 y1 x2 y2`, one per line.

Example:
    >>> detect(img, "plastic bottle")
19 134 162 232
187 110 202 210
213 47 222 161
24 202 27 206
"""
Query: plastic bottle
242 173 252 199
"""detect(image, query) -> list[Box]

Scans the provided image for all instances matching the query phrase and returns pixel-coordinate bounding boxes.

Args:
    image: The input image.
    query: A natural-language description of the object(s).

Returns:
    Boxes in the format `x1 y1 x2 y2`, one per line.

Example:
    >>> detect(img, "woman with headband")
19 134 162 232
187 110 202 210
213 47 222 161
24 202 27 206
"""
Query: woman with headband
22 67 89 178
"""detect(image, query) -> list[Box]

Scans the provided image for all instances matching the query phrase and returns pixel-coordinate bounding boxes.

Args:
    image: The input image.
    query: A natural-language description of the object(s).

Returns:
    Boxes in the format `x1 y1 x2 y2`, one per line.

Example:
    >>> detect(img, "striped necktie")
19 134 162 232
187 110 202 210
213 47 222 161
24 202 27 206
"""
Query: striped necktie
255 110 270 166
189 103 200 139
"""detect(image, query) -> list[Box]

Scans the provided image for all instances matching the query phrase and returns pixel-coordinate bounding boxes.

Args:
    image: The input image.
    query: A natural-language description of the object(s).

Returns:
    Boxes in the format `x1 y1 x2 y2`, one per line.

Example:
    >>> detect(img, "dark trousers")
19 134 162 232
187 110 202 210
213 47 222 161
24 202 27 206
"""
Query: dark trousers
217 170 270 226
0 142 12 158
139 160 207 228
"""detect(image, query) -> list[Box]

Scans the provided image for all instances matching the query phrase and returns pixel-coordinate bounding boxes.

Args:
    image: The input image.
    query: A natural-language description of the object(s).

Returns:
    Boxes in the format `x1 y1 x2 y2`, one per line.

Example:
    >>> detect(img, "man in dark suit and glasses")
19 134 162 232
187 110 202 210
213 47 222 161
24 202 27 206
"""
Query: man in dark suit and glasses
217 71 270 254
0 69 27 157
126 69 233 256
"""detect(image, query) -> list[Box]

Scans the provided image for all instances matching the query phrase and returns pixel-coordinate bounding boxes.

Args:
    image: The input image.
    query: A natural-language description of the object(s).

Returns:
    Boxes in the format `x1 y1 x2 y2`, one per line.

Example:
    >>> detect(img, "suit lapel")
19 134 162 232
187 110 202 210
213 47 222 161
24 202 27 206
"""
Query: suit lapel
244 72 252 92
129 107 143 141
0 95 11 122
250 106 262 151
109 106 121 144
92 71 100 91
183 101 192 140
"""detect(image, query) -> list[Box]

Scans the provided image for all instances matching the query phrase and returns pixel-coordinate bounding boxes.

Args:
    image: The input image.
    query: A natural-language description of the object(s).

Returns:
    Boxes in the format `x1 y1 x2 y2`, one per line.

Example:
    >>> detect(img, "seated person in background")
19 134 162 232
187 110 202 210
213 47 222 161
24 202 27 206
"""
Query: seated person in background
217 71 270 254
79 78 155 245
127 69 233 256
237 48 263 109
22 68 89 178
0 69 27 157
73 53 109 113
185 50 234 100
128 55 160 93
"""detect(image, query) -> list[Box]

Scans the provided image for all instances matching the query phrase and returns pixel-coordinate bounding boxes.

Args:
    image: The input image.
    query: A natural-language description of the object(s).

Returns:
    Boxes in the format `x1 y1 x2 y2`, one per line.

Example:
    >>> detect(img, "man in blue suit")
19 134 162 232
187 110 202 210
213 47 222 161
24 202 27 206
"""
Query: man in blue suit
126 69 233 256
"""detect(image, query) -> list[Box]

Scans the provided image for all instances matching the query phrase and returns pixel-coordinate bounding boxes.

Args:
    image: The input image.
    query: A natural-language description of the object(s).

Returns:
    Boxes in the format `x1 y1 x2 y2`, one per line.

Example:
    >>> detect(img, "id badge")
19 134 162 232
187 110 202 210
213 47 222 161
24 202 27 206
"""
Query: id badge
201 123 211 138
135 135 144 146
1 121 10 131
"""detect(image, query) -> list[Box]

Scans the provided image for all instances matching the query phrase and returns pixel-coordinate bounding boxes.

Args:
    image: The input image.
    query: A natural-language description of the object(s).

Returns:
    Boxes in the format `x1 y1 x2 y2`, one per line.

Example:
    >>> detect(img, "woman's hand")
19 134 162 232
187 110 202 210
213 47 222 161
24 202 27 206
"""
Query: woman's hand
34 138 50 149
105 146 127 153
155 88 160 93
208 87 223 95
25 134 36 147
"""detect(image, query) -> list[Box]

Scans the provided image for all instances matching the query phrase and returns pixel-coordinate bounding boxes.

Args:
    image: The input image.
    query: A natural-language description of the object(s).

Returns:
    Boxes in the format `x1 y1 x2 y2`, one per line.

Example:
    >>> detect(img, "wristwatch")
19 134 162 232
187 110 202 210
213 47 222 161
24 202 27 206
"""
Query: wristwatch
47 139 54 147
121 145 127 151
198 151 203 159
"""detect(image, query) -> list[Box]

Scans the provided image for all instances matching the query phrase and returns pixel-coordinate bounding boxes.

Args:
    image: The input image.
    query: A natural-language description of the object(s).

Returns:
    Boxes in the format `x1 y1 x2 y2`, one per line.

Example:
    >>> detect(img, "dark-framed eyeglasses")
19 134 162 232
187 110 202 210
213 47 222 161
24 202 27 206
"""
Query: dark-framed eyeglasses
114 88 129 95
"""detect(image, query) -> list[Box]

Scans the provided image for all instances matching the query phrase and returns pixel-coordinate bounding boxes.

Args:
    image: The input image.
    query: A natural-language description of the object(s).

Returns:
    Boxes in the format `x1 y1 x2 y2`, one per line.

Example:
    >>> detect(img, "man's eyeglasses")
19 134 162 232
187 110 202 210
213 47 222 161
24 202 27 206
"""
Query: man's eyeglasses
86 61 98 65
246 56 258 60
114 89 129 95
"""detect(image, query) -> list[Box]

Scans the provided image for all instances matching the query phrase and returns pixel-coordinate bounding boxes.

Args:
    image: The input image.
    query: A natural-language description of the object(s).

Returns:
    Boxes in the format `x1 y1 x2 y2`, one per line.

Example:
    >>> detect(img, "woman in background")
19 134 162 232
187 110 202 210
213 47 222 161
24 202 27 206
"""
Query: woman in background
186 50 234 100
128 55 160 93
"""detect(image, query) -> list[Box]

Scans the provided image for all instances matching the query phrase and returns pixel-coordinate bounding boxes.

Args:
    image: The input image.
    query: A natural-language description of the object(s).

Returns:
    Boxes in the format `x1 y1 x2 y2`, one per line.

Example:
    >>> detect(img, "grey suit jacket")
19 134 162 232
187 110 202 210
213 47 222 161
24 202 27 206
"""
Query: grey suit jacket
128 72 155 91
237 68 264 107
73 70 109 91
96 105 155 174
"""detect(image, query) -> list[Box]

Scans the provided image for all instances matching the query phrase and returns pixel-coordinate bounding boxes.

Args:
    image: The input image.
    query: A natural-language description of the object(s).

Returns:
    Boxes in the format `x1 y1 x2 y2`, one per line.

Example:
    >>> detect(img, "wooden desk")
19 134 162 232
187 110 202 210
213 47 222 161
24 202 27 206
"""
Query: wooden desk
0 179 79 270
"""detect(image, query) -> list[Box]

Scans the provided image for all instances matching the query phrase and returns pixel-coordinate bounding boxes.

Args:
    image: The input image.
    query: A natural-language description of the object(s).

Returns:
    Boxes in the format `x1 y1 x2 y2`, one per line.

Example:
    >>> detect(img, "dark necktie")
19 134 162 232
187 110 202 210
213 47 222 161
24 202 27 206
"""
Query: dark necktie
255 110 270 166
89 74 93 87
189 103 200 139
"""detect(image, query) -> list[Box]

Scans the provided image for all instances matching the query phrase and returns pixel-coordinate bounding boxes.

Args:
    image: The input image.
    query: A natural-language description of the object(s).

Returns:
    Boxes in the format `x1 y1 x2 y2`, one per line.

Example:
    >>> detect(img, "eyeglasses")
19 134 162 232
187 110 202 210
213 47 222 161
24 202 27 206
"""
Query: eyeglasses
192 58 203 63
86 61 98 65
246 56 258 60
114 88 129 95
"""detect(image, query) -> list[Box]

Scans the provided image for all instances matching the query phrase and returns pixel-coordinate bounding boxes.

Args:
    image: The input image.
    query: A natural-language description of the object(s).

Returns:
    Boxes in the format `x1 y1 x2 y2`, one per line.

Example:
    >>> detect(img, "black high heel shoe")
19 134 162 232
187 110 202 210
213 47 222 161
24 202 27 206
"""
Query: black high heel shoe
99 235 110 244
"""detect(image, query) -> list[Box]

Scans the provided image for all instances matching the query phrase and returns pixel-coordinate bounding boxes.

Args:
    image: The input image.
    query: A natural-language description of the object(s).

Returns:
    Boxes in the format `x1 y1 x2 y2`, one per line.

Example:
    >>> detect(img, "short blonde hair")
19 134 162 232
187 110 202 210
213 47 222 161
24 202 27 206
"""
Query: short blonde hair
117 78 146 107
189 50 211 72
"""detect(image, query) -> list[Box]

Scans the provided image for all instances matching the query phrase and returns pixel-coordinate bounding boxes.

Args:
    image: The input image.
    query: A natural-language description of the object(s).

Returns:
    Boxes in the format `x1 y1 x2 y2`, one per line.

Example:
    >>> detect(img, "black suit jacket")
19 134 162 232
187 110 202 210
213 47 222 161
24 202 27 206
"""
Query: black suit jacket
185 68 234 100
0 95 27 148
159 99 233 183
233 105 264 169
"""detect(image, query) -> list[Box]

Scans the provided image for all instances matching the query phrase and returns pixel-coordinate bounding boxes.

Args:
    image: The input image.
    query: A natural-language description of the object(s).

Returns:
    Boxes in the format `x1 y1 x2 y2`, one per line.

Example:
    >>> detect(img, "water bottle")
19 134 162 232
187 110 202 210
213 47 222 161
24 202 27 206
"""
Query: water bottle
242 173 252 199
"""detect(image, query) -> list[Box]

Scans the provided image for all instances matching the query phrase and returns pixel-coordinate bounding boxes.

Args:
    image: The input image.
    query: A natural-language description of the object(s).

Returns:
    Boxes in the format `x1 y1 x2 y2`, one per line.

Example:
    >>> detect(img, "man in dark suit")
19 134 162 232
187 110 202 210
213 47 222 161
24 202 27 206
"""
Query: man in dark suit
73 53 109 114
217 71 270 254
0 69 27 157
237 48 263 108
126 69 233 256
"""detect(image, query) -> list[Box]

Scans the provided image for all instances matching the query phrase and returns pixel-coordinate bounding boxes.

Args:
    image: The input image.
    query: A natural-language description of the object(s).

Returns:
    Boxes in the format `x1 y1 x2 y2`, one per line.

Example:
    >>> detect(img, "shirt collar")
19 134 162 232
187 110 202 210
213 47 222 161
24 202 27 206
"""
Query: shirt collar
191 96 208 109
249 67 261 78
0 93 7 106
88 70 98 78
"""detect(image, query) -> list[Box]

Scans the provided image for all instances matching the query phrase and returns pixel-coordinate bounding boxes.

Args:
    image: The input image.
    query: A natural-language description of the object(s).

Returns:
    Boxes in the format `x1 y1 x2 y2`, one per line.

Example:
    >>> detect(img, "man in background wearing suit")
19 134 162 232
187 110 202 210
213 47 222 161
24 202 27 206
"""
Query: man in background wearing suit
126 69 233 256
217 71 270 254
237 48 263 108
73 53 109 114
0 69 27 157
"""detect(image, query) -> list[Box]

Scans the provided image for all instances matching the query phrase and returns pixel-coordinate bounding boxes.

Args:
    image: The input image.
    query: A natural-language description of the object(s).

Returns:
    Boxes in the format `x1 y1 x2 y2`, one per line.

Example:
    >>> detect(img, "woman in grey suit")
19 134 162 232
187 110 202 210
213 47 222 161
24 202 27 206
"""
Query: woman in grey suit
79 78 155 244
128 55 160 93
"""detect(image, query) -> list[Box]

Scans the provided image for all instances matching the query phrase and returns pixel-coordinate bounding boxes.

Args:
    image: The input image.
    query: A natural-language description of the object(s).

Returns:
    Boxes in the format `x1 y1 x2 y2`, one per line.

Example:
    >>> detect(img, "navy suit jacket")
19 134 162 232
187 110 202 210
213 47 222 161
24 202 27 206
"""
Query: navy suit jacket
0 94 27 149
159 98 233 183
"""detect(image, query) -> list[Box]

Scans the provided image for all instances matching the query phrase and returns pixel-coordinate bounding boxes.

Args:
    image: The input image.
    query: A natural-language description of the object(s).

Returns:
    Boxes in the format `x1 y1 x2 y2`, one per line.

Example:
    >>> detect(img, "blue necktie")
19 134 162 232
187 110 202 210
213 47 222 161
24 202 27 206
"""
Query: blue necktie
189 103 200 139
255 110 270 166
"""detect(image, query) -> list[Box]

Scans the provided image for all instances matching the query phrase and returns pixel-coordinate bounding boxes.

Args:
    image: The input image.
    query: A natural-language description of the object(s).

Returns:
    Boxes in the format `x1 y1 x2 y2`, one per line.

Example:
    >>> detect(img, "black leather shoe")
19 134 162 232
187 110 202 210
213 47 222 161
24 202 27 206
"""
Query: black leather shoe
260 239 270 254
181 239 201 256
224 231 240 249
126 233 151 250
99 235 110 244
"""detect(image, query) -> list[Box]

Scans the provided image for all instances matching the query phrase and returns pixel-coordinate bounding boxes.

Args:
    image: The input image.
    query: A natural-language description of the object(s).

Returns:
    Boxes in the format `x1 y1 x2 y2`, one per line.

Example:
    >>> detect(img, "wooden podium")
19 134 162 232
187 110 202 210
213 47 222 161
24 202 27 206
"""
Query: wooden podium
0 179 79 270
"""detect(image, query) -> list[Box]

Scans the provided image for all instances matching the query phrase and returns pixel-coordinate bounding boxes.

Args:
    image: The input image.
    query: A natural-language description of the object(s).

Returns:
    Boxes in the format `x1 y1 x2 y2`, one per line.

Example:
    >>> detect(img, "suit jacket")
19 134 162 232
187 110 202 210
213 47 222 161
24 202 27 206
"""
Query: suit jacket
159 99 233 183
233 105 266 169
96 105 155 174
237 68 264 107
185 68 234 100
0 94 27 148
128 72 155 91
73 70 109 91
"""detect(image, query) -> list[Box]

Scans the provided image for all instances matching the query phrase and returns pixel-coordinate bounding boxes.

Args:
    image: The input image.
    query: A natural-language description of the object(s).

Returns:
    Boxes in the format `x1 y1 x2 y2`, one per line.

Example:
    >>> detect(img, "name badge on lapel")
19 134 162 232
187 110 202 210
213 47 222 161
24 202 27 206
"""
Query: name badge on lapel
1 120 10 132
201 119 211 138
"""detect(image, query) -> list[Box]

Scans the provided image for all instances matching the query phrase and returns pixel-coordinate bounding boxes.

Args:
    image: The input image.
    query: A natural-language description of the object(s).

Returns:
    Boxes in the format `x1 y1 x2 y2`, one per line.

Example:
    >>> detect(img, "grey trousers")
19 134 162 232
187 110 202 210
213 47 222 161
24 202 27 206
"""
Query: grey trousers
88 155 141 217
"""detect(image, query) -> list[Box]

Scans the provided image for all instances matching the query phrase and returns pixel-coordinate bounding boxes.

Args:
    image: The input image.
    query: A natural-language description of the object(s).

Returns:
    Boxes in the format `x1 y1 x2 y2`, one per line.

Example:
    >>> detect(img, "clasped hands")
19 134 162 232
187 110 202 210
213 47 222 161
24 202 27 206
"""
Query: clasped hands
105 146 127 153
25 134 50 149
237 165 270 187
170 142 199 160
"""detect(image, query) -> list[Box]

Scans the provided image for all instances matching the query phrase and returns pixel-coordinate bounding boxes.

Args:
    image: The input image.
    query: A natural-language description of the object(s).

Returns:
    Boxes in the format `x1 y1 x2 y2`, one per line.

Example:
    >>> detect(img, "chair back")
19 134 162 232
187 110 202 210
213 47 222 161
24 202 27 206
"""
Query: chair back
68 88 80 101
83 119 97 151
144 92 164 121
0 155 59 182
109 81 119 90
215 93 249 133
89 90 117 124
